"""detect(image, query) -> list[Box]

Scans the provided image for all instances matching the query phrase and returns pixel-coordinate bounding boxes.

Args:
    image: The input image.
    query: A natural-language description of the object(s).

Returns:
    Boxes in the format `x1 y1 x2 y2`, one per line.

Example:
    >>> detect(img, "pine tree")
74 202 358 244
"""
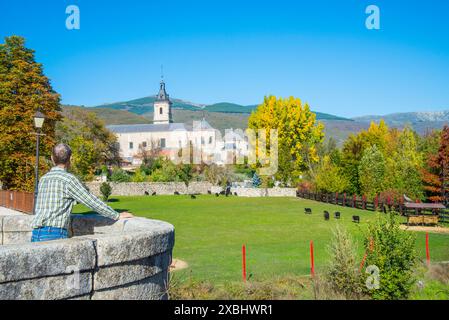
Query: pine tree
422 126 449 204
0 36 61 191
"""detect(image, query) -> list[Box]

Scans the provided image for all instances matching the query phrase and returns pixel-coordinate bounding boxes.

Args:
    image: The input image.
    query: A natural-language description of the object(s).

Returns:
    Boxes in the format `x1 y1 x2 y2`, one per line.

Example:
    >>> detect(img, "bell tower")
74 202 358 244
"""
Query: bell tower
153 78 173 124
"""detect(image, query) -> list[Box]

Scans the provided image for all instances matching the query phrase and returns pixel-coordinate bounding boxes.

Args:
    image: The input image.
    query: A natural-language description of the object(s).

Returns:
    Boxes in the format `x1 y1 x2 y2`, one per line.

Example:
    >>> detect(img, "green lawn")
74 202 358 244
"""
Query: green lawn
73 196 449 285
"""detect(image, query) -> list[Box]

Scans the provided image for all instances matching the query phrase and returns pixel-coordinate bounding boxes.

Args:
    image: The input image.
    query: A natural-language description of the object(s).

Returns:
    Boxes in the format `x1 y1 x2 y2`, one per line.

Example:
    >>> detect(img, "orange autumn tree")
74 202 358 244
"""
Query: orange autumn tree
422 126 449 204
0 36 61 191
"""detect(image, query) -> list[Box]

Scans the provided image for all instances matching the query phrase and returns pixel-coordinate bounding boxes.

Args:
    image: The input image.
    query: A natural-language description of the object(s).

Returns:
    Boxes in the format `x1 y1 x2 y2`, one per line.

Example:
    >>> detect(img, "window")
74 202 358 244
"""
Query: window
160 138 166 148
159 107 163 115
129 142 133 149
142 141 147 148
201 137 205 145
209 136 213 144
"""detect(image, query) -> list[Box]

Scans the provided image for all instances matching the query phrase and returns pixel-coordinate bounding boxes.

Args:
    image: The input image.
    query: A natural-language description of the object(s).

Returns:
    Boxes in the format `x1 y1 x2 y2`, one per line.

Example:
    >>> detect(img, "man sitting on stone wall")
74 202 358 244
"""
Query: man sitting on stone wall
31 143 134 242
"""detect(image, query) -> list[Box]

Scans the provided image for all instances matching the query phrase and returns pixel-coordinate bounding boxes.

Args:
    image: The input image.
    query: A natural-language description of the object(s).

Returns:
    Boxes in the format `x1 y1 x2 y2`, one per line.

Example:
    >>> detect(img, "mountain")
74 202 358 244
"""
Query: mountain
94 96 349 121
62 105 150 125
353 110 449 124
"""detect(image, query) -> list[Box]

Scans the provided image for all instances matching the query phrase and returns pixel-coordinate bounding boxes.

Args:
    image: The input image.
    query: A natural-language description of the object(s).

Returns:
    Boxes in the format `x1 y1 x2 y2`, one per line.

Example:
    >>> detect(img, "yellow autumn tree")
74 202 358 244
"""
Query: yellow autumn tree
248 96 324 186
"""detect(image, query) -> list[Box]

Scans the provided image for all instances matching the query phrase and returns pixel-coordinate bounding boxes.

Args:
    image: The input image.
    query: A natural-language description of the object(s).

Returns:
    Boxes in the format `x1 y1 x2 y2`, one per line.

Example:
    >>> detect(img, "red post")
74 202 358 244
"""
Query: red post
310 240 315 277
353 194 356 208
242 244 247 282
343 193 346 206
335 192 339 205
426 233 430 267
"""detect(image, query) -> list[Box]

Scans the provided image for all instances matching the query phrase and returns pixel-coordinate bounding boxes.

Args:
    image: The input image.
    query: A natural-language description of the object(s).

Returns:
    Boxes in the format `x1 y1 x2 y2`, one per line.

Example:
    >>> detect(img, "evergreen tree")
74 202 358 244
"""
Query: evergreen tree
252 172 261 188
0 36 61 191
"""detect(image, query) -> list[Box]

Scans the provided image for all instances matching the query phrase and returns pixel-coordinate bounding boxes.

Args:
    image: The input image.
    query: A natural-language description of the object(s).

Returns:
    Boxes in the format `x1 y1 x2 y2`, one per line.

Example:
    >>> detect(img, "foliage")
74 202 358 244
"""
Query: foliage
362 213 417 300
385 126 424 199
421 126 449 204
204 164 234 187
56 106 120 181
248 96 324 185
110 167 131 182
252 172 261 188
99 182 112 202
314 156 349 193
358 145 386 198
325 226 364 299
0 36 61 191
131 167 147 182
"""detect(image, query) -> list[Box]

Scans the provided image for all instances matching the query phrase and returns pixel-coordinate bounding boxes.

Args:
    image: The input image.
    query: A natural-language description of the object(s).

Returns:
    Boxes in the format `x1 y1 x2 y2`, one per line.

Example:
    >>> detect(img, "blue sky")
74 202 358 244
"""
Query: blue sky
1 0 449 117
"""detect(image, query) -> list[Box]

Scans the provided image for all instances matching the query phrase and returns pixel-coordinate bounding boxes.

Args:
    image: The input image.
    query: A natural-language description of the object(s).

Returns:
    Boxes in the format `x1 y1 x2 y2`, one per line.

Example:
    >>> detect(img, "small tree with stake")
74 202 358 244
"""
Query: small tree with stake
100 182 112 202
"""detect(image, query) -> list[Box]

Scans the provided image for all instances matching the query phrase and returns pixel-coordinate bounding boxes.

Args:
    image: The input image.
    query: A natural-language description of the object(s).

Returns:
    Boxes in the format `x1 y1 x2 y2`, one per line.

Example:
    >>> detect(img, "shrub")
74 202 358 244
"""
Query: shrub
100 182 112 202
131 168 147 182
110 168 131 182
362 213 417 300
325 226 364 299
252 172 261 188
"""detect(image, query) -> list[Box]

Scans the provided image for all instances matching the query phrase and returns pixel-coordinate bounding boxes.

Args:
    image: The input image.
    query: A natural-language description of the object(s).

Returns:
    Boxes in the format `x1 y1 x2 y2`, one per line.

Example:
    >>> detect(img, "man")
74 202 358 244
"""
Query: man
31 143 134 242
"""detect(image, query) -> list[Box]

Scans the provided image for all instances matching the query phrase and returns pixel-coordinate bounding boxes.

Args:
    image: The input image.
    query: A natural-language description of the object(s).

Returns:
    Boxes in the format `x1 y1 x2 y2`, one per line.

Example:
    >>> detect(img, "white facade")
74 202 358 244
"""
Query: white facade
107 81 248 166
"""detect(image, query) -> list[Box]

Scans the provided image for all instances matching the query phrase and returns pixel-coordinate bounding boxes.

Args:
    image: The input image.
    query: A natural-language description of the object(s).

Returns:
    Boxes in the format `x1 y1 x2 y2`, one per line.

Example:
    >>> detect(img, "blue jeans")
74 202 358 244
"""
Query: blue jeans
31 226 68 242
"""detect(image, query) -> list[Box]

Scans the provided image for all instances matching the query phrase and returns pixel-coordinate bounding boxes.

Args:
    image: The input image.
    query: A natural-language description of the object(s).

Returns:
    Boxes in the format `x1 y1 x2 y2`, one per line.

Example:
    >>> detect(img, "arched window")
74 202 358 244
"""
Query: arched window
159 107 163 115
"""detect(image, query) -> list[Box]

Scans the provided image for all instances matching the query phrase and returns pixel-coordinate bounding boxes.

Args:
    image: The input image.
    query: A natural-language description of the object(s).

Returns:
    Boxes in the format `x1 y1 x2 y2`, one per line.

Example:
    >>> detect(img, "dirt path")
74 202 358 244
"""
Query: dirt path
170 259 188 271
400 225 449 234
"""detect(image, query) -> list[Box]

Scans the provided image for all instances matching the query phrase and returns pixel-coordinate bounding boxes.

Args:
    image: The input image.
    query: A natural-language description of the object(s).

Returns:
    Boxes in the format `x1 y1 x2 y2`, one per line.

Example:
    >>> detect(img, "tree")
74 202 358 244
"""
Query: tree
248 96 324 185
362 213 417 300
100 182 112 202
341 133 368 195
422 126 449 204
252 172 261 188
325 226 364 299
56 106 120 180
314 156 349 193
358 145 386 198
0 36 61 191
386 126 423 199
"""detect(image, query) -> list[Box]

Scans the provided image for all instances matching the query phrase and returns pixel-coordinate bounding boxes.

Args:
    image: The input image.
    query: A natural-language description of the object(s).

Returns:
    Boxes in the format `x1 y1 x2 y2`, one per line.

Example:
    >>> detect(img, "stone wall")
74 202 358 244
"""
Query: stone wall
0 214 174 300
86 182 213 197
85 182 296 198
231 187 297 197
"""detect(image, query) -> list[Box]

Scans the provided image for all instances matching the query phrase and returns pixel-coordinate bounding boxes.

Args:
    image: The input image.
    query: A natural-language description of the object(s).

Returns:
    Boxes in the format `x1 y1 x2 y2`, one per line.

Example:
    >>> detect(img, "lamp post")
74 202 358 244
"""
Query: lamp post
33 110 45 214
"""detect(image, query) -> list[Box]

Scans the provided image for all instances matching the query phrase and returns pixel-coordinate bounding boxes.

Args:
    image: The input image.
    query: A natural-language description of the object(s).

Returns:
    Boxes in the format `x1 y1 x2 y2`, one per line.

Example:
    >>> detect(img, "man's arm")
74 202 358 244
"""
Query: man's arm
67 177 120 220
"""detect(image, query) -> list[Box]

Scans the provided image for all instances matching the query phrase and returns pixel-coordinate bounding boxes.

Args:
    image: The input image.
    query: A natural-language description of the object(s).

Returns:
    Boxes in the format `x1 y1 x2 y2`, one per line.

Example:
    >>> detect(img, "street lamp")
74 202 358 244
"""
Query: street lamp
33 109 45 214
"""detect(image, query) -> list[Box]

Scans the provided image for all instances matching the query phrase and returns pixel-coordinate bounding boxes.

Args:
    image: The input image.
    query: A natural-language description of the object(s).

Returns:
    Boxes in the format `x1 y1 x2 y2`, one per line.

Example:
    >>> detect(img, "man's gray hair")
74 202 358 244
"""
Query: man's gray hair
52 143 72 165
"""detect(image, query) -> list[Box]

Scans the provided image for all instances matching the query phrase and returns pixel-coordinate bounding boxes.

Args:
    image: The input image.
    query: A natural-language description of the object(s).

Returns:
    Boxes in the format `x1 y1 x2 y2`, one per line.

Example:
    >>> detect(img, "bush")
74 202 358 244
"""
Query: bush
362 213 417 300
325 226 365 299
100 182 112 202
252 172 261 188
131 168 147 182
110 168 131 182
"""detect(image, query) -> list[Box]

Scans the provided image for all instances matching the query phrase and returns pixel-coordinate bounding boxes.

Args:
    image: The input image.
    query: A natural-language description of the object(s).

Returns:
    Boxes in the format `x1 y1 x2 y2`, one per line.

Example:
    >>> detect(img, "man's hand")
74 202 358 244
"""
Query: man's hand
119 211 134 219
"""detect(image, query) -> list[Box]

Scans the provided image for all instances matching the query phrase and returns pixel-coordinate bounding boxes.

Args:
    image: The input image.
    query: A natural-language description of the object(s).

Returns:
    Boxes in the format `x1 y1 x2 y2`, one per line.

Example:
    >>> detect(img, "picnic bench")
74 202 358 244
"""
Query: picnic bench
404 203 446 226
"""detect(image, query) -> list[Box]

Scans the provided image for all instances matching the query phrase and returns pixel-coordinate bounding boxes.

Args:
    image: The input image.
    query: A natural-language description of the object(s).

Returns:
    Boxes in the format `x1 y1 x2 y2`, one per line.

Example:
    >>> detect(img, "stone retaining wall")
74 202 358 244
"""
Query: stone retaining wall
85 182 296 198
0 214 174 300
86 182 213 197
231 187 297 197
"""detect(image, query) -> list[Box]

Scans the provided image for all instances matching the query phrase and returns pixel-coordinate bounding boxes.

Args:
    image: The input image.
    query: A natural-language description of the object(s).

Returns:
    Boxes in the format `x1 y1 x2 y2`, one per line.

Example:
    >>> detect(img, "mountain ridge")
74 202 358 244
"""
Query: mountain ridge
93 95 349 121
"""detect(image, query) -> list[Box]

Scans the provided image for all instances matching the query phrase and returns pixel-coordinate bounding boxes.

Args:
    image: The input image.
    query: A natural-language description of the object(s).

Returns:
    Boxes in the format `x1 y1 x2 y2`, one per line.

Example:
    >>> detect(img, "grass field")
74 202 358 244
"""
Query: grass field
73 196 449 285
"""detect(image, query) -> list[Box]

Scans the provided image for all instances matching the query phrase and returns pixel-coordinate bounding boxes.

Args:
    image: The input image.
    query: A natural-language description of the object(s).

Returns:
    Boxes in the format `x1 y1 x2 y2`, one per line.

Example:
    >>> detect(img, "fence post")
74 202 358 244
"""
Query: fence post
374 194 378 211
242 244 247 282
335 192 338 205
310 240 315 277
353 194 356 208
343 193 346 207
362 195 366 210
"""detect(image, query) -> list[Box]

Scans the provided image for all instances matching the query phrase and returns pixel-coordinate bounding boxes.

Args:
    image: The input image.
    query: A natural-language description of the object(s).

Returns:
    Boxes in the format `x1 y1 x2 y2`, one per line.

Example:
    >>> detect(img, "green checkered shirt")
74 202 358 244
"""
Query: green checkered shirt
31 167 119 229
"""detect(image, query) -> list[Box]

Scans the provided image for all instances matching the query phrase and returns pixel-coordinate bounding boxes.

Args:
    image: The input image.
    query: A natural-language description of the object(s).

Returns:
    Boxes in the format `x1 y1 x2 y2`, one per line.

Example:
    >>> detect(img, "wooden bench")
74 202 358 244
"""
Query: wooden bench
407 215 439 226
